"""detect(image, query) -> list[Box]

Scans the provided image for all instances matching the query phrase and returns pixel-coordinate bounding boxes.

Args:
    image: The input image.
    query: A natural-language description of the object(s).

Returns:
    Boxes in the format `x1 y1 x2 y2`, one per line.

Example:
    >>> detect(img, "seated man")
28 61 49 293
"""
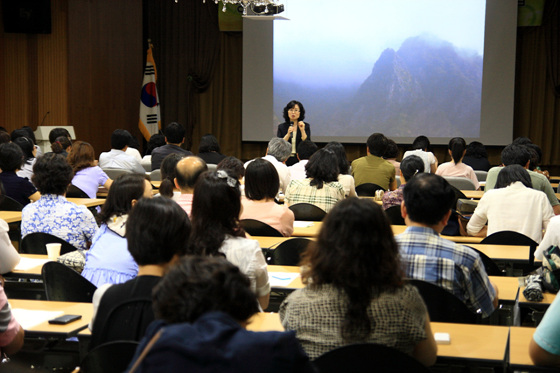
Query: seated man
99 129 145 174
245 138 292 194
0 283 24 356
174 156 208 217
351 133 396 191
288 140 318 181
395 173 498 318
151 122 193 171
530 294 560 367
89 197 191 350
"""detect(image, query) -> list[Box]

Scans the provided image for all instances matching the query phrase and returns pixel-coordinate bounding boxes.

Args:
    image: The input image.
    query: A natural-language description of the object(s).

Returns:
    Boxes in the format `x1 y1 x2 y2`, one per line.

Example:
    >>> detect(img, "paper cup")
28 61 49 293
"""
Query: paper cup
46 243 62 260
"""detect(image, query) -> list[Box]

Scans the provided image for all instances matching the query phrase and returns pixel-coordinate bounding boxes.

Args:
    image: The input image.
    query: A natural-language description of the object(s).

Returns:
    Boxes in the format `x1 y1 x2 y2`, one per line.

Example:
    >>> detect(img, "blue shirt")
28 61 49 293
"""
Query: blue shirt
533 293 560 356
395 226 496 317
21 194 98 251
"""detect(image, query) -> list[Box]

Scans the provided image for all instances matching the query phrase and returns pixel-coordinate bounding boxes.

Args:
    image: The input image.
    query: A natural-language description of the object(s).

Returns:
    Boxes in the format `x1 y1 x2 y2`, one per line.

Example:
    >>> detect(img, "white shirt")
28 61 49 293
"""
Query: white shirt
99 149 145 174
403 149 436 173
0 219 20 274
338 174 357 197
467 182 554 243
288 160 308 181
536 215 560 260
125 147 142 162
245 155 291 194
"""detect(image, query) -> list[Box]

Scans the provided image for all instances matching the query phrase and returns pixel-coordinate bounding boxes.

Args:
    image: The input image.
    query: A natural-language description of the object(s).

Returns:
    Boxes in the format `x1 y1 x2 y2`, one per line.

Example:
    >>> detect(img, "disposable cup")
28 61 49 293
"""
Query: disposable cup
46 243 62 260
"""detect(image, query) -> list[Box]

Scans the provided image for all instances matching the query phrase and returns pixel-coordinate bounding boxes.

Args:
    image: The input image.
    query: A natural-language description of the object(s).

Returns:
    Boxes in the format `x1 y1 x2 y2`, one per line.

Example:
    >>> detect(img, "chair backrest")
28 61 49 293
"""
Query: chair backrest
464 246 504 276
240 219 283 237
67 184 90 198
395 175 401 187
288 203 327 221
80 340 139 373
102 168 133 180
0 195 24 211
474 170 488 182
384 205 405 225
480 230 539 265
271 238 311 266
443 176 477 191
407 279 478 324
355 183 386 197
149 169 162 181
313 343 431 373
207 163 218 172
89 298 154 350
41 261 97 302
21 232 79 255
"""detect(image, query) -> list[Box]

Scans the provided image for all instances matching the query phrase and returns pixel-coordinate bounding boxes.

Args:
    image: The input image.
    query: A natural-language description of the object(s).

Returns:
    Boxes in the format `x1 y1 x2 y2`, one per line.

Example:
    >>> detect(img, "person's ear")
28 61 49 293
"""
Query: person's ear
131 199 138 207
174 178 180 189
400 201 407 219
440 209 453 227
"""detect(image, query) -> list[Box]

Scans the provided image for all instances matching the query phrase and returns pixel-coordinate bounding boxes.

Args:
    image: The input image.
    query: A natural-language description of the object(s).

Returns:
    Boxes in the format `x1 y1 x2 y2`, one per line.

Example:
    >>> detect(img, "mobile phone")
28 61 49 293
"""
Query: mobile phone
48 314 82 325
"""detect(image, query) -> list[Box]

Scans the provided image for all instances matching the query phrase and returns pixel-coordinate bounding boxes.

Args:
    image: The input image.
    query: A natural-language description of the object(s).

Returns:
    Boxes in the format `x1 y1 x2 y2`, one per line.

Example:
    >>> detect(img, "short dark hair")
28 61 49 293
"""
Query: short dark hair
126 197 191 266
324 142 350 175
525 143 542 170
153 256 259 324
512 136 532 146
400 155 424 182
411 135 430 151
146 134 166 155
48 128 71 144
159 153 186 198
403 173 455 225
465 141 487 159
366 133 388 157
32 153 74 195
501 144 532 167
175 156 208 189
13 137 35 161
245 159 279 201
21 126 37 144
383 139 399 159
198 134 221 153
164 122 186 144
0 132 10 145
305 148 339 189
10 129 30 142
111 129 132 150
217 156 245 180
282 100 306 122
448 137 467 163
98 173 148 224
496 164 532 189
0 143 24 172
296 140 318 161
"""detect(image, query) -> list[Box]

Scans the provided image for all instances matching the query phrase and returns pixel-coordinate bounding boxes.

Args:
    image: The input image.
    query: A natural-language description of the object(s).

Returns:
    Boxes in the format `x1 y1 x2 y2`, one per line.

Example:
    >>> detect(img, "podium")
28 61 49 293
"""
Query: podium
34 126 76 154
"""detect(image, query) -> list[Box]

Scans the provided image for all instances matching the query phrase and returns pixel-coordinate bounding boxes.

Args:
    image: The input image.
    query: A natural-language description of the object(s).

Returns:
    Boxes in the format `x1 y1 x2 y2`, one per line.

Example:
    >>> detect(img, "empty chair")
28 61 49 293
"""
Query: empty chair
79 340 139 373
240 219 283 237
102 168 133 180
465 246 505 276
41 261 97 302
271 238 311 266
384 205 405 225
67 184 90 198
481 230 539 265
21 232 80 255
355 183 385 197
0 195 23 211
149 169 162 181
474 170 488 182
408 279 479 324
443 176 477 191
288 203 326 221
313 343 431 373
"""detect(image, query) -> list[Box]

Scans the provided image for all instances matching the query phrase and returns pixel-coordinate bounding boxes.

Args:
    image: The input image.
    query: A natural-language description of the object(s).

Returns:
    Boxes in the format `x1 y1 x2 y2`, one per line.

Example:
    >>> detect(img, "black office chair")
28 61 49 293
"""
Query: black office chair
481 230 539 266
270 238 311 266
408 279 479 324
21 232 79 255
79 340 139 373
67 184 90 198
240 219 283 237
41 261 97 302
465 246 505 276
313 343 431 373
0 195 24 211
384 205 405 225
289 203 327 221
355 183 385 197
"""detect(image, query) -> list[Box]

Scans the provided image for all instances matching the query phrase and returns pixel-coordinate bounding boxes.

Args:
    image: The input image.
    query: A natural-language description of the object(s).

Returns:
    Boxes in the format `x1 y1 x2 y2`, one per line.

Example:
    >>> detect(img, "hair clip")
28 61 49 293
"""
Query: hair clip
216 169 237 188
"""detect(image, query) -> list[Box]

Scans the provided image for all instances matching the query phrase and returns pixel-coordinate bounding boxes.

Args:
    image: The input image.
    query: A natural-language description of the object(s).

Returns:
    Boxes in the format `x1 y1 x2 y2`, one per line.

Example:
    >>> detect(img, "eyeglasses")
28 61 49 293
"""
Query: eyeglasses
288 109 300 113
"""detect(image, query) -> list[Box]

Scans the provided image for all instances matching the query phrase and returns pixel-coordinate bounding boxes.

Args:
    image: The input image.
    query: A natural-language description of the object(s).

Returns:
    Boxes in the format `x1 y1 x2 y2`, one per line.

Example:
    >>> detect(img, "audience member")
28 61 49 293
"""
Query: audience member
125 134 143 162
285 148 345 213
13 127 42 158
48 127 71 145
189 171 270 310
0 143 40 206
383 139 401 174
0 283 24 356
351 133 396 191
530 294 560 367
536 214 560 260
13 136 36 182
217 156 245 182
0 131 10 145
141 133 165 169
68 141 113 199
51 135 72 156
467 165 553 242
462 141 491 172
288 140 318 181
396 173 498 318
22 153 98 251
382 155 424 210
0 184 20 274
280 198 437 365
151 122 192 171
82 174 153 287
158 153 185 200
99 129 145 174
245 138 292 194
402 135 438 173
174 156 207 217
197 134 226 165
436 137 480 190
325 141 357 197
241 159 295 237
126 256 312 372
526 143 550 179
89 197 190 350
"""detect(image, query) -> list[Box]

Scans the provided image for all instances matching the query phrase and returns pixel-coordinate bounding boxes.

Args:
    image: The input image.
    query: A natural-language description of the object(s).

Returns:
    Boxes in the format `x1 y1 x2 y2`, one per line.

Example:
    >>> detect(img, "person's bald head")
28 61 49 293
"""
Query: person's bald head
174 156 208 193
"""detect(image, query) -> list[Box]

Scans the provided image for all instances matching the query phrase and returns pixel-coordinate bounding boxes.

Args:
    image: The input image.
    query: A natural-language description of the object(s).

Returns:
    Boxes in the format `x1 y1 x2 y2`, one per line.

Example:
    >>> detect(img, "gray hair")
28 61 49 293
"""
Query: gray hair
267 138 291 162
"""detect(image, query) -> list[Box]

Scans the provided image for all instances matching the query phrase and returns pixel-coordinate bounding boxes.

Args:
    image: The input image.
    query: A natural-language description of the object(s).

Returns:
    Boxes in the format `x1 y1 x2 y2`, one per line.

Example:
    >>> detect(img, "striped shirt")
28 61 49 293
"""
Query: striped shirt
0 285 20 348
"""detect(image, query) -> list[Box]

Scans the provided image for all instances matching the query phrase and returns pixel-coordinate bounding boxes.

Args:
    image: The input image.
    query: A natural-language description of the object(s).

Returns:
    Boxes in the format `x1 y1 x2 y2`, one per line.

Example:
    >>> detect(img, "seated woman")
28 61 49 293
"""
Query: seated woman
383 139 401 175
13 136 36 182
467 165 554 242
126 256 312 372
325 141 357 197
197 134 226 165
68 141 113 199
436 137 480 190
51 135 72 157
382 155 424 210
0 143 40 206
241 159 294 237
0 183 20 274
530 294 560 368
157 153 184 200
285 148 345 213
21 153 98 251
280 198 437 365
462 141 490 172
82 174 153 287
189 171 270 310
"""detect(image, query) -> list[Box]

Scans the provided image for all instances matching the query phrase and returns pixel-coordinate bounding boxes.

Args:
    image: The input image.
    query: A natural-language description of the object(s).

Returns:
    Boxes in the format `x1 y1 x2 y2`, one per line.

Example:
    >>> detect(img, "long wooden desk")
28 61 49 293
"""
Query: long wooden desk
66 198 106 208
8 254 50 279
0 210 23 223
467 244 532 263
292 221 322 237
461 190 485 199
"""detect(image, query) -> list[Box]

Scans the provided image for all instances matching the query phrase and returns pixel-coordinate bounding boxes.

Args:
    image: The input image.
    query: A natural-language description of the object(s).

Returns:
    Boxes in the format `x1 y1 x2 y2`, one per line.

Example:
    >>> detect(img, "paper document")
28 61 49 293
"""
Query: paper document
14 257 50 271
293 221 314 228
11 309 64 329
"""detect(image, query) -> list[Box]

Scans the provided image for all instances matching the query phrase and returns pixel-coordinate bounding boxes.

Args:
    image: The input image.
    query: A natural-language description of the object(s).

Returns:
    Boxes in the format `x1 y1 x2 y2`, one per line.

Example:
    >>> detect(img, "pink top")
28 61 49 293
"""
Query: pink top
0 285 20 347
436 162 480 189
176 193 194 218
240 198 295 237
